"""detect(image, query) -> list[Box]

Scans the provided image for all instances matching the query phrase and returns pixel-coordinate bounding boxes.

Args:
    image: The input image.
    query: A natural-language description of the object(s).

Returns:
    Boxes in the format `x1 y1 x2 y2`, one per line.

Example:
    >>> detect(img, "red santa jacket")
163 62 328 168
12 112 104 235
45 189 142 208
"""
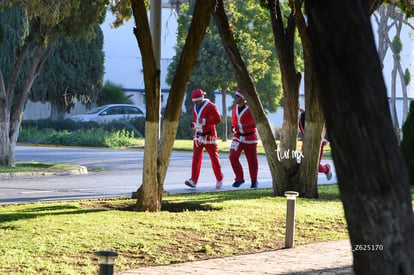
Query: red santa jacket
231 104 258 144
192 99 221 144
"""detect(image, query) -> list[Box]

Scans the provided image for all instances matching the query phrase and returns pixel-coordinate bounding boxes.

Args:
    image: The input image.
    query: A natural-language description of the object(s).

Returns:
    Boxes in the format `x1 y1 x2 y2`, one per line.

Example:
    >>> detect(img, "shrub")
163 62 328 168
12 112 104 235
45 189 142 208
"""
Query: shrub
401 101 414 185
97 81 134 106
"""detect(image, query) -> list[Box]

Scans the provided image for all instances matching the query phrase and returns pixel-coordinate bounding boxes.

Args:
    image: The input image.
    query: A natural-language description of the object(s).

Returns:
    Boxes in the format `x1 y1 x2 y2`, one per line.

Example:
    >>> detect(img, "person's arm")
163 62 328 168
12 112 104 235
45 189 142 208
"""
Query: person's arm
205 103 221 125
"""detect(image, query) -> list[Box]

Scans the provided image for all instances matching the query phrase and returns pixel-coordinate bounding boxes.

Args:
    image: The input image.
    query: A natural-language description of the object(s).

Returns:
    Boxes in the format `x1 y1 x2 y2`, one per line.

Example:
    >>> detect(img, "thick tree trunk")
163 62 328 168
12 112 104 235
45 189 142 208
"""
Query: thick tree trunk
0 71 11 166
307 0 414 273
50 101 66 120
294 1 325 198
0 43 46 167
212 0 284 195
131 0 161 211
268 1 300 189
221 88 227 142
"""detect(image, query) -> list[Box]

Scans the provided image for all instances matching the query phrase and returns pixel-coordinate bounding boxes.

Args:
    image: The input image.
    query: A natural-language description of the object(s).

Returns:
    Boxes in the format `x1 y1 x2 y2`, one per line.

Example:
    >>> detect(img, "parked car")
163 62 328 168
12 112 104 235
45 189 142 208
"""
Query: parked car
70 104 145 123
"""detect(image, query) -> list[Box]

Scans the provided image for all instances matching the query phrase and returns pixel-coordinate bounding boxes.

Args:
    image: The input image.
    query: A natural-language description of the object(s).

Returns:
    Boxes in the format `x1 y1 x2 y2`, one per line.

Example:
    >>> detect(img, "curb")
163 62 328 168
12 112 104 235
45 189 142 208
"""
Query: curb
0 165 88 180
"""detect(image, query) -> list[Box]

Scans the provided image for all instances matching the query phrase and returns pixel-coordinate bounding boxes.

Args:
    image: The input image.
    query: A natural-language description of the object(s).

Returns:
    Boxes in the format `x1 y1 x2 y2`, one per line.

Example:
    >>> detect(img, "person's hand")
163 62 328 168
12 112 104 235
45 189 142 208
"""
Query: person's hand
198 118 206 125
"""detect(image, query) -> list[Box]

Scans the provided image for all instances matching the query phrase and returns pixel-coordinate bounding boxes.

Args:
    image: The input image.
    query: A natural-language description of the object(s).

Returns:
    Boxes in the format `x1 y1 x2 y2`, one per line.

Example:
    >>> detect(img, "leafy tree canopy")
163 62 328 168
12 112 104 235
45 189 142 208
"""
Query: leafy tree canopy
1 0 108 44
30 24 105 116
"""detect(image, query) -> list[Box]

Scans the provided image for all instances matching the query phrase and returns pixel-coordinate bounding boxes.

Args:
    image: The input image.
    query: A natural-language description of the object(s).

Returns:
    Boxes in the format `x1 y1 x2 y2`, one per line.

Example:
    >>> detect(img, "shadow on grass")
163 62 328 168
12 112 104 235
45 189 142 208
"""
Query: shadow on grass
86 189 277 213
83 187 343 213
0 204 105 224
82 200 219 212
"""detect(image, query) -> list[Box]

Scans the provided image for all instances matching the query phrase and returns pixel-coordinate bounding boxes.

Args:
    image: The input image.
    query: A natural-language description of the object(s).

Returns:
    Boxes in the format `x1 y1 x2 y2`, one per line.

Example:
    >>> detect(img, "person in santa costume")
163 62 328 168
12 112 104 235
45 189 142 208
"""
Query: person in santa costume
185 88 224 189
229 88 259 189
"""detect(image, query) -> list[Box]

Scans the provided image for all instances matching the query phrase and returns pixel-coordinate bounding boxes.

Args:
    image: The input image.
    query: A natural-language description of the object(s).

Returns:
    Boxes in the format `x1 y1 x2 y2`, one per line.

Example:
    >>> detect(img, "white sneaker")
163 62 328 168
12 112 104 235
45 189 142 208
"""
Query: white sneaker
185 179 196 188
216 180 223 189
326 164 332 181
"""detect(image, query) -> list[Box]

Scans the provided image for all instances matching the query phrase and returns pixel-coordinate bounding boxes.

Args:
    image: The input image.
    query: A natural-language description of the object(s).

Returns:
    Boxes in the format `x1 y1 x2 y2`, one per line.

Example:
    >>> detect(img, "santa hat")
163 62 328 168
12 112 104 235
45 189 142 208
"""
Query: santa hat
192 89 206 101
235 88 245 99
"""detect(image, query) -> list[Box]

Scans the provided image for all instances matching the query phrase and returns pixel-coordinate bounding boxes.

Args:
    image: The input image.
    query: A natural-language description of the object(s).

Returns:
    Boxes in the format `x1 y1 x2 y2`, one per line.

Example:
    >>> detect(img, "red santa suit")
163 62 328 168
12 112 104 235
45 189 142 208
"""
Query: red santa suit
229 91 258 185
189 98 223 185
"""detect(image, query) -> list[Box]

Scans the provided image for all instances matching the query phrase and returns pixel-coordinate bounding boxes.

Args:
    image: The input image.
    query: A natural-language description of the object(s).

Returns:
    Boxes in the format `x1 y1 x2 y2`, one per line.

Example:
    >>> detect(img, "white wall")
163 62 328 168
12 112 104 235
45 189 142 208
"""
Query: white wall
101 9 177 90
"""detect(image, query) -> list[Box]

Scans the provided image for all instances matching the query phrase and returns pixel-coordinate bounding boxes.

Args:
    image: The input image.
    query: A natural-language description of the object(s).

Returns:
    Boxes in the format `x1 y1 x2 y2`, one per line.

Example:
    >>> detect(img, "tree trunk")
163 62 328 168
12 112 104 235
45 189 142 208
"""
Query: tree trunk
0 71 11 166
221 88 227 142
390 60 400 142
212 0 285 195
293 0 325 198
50 101 66 121
0 42 47 167
306 0 414 273
131 0 161 211
267 1 300 188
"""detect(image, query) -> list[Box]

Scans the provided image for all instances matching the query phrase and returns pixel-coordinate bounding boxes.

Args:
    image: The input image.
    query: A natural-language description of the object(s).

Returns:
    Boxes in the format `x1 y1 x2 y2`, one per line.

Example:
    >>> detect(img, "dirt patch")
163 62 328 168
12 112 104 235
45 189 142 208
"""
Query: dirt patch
80 200 216 212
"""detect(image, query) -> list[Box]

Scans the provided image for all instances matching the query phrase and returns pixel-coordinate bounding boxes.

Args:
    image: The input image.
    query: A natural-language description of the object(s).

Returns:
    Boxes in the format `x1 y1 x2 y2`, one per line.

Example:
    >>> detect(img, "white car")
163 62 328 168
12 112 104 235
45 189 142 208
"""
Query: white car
70 104 145 123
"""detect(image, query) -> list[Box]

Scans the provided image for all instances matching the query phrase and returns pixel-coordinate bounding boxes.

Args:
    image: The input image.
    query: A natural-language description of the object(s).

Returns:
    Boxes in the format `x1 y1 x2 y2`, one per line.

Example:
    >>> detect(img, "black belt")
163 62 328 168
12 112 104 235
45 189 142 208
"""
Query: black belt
237 132 254 136
197 131 212 136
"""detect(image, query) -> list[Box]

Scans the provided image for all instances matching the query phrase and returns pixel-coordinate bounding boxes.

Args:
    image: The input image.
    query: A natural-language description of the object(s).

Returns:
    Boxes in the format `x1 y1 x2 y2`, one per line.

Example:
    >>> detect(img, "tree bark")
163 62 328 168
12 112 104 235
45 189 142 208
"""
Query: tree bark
268 1 300 182
306 0 414 273
221 88 227 142
294 0 325 197
131 0 162 211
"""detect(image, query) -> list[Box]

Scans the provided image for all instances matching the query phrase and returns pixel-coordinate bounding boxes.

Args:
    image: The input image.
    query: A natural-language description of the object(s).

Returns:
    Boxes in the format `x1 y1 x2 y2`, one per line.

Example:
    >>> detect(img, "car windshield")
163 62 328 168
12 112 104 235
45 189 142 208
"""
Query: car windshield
84 106 108 114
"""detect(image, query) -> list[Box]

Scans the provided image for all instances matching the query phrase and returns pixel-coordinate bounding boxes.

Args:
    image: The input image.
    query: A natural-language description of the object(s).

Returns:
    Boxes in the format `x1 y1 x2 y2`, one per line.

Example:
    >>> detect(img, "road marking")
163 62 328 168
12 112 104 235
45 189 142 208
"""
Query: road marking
20 190 54 194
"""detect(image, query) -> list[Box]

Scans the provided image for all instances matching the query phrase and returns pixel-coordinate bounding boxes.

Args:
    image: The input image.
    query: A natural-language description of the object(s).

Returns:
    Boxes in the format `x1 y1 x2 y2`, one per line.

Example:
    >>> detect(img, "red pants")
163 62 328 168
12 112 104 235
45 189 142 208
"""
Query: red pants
190 141 223 184
319 140 329 174
229 142 258 183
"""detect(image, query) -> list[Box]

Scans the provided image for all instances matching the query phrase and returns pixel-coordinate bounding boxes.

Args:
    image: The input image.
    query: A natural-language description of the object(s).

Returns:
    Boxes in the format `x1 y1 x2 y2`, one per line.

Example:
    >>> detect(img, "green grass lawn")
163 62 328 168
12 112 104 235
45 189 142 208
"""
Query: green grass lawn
0 186 348 274
0 162 82 173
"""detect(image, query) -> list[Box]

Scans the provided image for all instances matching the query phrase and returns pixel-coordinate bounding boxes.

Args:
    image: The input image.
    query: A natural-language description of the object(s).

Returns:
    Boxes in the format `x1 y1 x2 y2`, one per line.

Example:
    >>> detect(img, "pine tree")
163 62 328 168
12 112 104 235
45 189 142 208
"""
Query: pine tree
30 24 104 120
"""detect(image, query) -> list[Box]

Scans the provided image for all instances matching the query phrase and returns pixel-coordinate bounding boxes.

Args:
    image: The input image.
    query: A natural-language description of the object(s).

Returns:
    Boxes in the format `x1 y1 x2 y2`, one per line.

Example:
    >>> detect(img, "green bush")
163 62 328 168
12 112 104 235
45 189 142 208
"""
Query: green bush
19 113 236 147
22 119 99 131
97 81 134 106
18 126 55 144
19 125 137 148
401 101 414 186
176 113 194 139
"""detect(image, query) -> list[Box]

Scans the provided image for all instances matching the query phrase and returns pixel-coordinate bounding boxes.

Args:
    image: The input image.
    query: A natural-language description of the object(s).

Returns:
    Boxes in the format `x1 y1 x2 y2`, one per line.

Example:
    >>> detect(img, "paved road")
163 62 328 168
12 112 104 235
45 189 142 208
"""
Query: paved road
0 146 337 204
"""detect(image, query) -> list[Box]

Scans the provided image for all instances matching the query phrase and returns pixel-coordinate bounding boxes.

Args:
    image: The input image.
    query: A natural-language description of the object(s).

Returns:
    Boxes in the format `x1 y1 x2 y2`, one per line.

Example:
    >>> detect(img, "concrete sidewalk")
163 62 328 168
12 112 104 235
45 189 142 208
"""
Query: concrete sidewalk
117 239 353 275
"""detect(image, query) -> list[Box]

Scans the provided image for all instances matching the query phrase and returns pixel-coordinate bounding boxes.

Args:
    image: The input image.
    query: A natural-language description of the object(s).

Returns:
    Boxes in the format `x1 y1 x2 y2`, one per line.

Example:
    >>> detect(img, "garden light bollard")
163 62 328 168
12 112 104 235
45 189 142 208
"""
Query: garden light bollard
284 191 299 248
96 251 118 275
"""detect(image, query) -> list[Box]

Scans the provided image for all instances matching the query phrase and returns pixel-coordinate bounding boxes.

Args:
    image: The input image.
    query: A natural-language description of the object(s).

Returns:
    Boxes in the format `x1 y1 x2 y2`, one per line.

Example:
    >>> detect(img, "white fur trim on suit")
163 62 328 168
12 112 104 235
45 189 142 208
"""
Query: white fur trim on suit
192 96 204 102
235 90 245 99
